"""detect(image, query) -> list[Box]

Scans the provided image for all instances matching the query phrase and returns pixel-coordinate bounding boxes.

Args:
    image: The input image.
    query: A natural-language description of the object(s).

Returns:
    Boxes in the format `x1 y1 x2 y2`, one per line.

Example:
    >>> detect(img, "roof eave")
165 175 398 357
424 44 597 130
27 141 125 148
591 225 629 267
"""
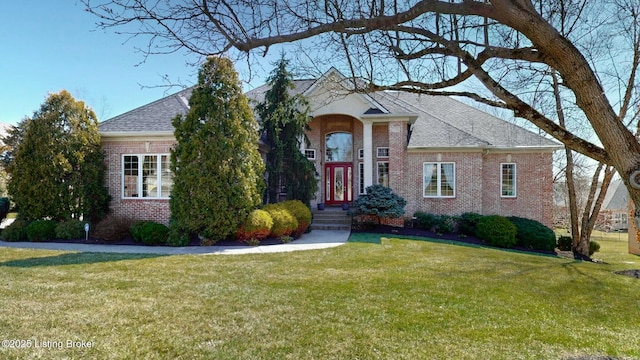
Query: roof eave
361 113 419 123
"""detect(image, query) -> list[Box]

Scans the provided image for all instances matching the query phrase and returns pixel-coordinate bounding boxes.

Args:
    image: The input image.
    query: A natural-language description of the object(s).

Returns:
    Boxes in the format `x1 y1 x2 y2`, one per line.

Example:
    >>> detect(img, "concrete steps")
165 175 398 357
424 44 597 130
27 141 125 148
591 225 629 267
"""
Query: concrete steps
311 207 352 231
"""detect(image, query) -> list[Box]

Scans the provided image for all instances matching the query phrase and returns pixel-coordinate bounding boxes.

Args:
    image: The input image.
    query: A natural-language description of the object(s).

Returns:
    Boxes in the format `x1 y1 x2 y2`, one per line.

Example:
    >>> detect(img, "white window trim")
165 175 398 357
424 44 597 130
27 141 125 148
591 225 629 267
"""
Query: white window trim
358 162 365 195
122 154 172 199
305 149 317 160
500 163 517 198
377 147 389 158
423 162 456 198
358 148 364 160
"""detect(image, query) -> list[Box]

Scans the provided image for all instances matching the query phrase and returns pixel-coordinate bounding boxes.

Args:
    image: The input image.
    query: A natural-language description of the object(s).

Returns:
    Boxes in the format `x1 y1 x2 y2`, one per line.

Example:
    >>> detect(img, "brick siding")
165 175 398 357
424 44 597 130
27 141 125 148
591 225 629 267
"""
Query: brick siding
102 139 175 224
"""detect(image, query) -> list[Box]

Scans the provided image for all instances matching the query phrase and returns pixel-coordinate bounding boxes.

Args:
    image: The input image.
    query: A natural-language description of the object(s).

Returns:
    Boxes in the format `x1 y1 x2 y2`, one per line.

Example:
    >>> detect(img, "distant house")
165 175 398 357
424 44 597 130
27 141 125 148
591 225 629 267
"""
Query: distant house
99 68 561 227
597 179 629 232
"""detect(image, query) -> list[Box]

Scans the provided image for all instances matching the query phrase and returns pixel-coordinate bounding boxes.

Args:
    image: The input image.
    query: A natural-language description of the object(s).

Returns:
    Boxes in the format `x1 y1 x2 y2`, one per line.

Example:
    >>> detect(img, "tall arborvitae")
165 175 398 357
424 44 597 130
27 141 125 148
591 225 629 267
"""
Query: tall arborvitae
256 55 318 206
170 57 265 243
7 90 110 222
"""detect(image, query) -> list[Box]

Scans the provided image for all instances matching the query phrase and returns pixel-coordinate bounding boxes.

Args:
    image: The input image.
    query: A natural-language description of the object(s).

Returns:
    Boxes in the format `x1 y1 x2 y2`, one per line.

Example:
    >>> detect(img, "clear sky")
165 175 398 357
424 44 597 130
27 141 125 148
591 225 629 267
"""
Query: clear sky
0 1 270 126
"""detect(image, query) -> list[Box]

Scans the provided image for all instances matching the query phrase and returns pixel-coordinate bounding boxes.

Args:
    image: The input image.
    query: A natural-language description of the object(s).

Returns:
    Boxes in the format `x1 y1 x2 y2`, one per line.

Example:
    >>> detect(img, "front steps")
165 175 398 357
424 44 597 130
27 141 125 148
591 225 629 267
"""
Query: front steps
311 207 352 231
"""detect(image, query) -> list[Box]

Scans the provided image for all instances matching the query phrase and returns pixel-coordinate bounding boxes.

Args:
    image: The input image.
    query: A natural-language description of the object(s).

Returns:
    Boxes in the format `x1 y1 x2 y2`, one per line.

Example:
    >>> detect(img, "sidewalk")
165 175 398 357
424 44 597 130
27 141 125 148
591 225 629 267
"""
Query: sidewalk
0 229 351 255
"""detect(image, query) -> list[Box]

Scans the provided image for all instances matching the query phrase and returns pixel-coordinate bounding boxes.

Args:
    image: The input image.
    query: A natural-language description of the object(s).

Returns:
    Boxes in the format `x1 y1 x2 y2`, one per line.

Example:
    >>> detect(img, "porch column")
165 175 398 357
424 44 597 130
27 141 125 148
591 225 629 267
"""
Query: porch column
362 119 374 188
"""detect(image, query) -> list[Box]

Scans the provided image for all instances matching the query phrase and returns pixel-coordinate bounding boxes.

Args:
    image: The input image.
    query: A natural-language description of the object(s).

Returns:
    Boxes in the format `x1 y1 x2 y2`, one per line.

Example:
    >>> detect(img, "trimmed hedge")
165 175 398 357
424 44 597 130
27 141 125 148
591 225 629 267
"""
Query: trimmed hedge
236 209 273 242
55 220 86 240
1 218 30 242
507 216 556 251
130 221 169 245
476 215 517 248
280 200 312 237
263 204 298 238
557 236 572 251
25 220 57 242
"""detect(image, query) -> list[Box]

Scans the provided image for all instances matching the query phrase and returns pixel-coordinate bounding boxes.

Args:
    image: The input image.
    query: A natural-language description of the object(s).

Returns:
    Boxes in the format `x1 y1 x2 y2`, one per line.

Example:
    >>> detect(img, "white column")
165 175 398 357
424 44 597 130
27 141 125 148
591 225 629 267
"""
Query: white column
362 119 374 188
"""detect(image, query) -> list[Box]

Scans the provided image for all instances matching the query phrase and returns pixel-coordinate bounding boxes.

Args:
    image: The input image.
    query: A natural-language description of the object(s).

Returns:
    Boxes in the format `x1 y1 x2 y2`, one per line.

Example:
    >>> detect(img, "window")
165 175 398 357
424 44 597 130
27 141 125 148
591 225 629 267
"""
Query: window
358 148 364 159
325 132 353 162
377 147 389 158
358 162 365 195
423 162 455 198
377 161 389 187
122 154 172 198
305 149 316 160
501 163 516 197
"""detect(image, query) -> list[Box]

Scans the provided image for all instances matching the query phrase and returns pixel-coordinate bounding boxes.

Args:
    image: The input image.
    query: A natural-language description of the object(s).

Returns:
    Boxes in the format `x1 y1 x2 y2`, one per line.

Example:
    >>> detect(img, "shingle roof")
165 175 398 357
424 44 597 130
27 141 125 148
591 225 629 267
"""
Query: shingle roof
100 74 560 150
99 88 192 134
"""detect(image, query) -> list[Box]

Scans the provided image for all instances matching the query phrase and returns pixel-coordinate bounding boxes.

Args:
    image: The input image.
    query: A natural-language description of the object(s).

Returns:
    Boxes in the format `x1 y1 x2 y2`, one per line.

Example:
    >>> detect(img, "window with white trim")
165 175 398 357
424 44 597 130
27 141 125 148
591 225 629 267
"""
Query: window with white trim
358 162 365 194
123 154 172 198
304 149 316 160
358 148 364 159
377 147 389 158
501 163 517 197
423 162 455 198
377 161 389 187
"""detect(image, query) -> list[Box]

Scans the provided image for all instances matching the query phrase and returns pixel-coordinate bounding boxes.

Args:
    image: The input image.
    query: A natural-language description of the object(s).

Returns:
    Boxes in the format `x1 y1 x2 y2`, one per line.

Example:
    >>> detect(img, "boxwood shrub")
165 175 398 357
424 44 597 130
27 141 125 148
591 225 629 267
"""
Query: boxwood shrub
236 209 273 242
134 221 169 245
557 235 572 251
280 200 312 237
476 215 517 248
507 216 556 251
25 220 57 242
263 204 298 238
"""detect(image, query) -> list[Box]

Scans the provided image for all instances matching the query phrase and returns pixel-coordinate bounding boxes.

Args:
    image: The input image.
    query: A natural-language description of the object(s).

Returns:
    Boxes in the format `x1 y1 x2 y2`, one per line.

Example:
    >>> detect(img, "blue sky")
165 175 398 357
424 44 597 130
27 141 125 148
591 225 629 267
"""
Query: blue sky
0 1 273 126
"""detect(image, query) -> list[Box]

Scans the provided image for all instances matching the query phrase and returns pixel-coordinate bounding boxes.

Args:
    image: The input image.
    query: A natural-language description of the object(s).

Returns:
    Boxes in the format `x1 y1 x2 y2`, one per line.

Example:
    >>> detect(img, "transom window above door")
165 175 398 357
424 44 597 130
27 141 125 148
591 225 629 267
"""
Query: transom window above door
325 132 353 162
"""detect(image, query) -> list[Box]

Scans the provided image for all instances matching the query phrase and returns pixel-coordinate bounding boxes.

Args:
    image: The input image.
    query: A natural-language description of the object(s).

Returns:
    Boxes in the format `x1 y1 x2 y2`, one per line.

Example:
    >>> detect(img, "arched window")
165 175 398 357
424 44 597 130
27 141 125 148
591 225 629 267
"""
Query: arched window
325 132 353 162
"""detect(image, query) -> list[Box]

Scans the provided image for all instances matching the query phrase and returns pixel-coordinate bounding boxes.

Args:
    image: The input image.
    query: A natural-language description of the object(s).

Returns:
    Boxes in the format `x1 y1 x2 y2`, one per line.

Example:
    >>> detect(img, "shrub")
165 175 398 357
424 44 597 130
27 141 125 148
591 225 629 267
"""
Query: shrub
55 220 86 240
280 200 312 237
0 197 10 221
589 241 601 256
459 212 484 236
130 221 157 243
92 215 134 242
236 209 273 242
25 220 57 242
414 212 438 230
348 185 406 224
507 216 556 251
263 204 298 238
1 218 30 242
166 223 190 247
476 215 517 248
130 221 169 245
434 215 459 234
557 236 572 251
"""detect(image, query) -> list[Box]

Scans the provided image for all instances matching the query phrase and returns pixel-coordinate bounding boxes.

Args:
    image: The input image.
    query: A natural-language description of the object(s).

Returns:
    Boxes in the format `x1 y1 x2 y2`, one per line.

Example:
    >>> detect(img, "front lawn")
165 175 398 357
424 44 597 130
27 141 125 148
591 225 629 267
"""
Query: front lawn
0 235 639 359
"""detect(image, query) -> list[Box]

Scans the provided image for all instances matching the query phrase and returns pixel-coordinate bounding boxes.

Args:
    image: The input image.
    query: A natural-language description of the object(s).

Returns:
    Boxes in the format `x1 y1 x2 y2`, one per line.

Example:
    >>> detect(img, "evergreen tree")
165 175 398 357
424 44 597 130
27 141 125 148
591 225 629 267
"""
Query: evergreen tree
7 91 110 221
170 57 265 243
256 55 318 206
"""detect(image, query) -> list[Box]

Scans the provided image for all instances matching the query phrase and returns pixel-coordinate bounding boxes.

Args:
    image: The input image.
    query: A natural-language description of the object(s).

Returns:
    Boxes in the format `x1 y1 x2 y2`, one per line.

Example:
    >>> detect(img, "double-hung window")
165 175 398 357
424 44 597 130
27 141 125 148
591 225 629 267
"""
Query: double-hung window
501 163 517 197
423 162 455 198
123 154 172 198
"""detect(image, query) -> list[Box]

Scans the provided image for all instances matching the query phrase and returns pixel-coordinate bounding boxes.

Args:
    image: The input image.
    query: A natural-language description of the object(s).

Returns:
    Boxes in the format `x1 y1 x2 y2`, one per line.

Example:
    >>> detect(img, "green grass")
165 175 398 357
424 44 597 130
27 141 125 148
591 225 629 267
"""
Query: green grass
1 234 640 359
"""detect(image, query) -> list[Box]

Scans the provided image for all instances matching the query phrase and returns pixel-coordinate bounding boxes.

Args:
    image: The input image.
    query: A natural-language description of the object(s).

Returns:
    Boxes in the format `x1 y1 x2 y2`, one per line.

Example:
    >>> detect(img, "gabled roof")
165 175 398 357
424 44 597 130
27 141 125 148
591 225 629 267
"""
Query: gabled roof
99 88 192 135
602 179 630 211
100 69 561 151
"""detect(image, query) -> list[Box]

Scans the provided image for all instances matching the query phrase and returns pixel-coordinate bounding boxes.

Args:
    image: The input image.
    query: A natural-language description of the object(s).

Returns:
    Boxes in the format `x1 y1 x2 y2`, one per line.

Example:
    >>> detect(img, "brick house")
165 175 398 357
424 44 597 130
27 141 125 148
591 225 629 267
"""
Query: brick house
99 68 561 227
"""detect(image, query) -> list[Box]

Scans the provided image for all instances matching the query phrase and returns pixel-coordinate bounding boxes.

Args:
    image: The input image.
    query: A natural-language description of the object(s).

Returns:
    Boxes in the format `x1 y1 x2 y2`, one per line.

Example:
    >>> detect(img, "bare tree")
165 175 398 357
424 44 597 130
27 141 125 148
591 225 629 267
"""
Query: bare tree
83 0 640 255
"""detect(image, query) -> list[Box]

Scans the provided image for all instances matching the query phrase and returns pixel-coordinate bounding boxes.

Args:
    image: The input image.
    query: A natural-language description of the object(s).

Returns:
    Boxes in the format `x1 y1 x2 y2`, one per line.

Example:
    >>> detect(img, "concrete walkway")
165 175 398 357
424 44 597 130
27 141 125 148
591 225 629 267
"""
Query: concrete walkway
0 230 351 255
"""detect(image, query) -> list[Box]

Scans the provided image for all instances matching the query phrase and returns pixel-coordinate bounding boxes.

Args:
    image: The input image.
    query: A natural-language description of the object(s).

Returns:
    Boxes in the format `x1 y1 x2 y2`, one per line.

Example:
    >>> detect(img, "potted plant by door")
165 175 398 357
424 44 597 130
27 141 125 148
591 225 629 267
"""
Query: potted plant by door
341 203 350 211
317 203 325 211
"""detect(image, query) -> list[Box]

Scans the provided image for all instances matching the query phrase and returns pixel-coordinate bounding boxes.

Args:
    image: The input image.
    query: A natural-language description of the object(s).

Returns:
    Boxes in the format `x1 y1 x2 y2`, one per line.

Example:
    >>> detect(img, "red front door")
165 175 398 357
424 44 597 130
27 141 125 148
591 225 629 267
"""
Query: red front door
325 163 352 205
